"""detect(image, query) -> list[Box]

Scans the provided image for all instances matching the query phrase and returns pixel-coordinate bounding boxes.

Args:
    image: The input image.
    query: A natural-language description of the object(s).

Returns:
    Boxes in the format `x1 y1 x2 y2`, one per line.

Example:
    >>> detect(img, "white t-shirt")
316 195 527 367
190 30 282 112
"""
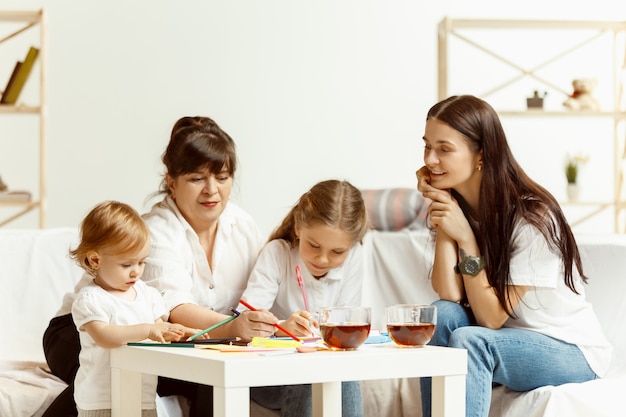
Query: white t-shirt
141 196 265 314
238 239 364 319
72 280 167 411
55 271 92 316
504 221 613 377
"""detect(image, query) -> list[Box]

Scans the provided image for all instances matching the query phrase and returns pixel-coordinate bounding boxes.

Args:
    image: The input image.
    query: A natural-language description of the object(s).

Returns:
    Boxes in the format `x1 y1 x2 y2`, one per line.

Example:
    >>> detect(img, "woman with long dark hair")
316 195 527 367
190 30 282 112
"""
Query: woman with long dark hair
416 95 612 417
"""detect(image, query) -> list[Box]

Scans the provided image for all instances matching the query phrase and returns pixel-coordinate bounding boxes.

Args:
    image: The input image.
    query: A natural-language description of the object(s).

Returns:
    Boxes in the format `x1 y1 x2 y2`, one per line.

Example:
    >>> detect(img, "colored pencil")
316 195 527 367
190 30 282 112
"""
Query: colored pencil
239 299 301 342
295 264 311 312
188 308 240 341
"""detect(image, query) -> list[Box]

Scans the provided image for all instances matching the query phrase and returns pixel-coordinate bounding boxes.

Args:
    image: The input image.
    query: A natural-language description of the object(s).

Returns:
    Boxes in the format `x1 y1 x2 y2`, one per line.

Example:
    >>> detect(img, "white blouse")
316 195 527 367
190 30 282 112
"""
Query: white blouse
141 196 265 315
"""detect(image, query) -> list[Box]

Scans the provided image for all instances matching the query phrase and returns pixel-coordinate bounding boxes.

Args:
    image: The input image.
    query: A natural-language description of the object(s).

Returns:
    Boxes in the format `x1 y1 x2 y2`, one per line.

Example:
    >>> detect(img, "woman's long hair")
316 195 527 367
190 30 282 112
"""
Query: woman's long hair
428 95 585 315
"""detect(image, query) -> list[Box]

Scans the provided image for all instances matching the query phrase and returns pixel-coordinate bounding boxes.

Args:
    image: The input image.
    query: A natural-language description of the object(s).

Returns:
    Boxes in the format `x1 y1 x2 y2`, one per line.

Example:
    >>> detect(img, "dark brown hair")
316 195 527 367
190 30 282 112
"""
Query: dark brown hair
159 116 237 195
428 95 585 314
269 180 369 247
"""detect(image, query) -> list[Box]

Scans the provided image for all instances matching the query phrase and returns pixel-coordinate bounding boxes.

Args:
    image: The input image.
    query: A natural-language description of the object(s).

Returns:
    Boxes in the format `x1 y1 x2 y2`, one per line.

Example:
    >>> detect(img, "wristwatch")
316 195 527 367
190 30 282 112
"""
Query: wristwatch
454 249 485 276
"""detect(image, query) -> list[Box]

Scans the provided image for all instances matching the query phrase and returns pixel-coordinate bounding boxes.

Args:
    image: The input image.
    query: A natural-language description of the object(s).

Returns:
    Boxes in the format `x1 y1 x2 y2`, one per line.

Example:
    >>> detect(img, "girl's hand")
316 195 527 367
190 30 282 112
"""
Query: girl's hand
279 311 313 337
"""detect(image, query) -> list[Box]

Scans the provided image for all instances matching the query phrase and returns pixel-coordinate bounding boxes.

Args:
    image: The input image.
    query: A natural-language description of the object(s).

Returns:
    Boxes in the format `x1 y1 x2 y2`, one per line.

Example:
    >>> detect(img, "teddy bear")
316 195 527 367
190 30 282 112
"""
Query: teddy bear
563 78 600 111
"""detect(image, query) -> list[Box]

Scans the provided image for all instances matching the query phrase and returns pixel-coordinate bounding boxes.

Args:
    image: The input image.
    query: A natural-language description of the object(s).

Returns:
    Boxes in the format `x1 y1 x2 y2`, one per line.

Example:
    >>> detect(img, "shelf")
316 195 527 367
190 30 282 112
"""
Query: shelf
438 17 626 233
0 9 45 228
0 103 40 113
498 110 626 118
560 201 614 206
0 10 41 22
441 19 626 31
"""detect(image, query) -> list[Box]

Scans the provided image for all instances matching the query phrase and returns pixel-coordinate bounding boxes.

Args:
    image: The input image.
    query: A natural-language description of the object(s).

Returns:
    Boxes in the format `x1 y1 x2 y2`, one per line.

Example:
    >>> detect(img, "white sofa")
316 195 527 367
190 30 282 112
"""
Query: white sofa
2 221 626 417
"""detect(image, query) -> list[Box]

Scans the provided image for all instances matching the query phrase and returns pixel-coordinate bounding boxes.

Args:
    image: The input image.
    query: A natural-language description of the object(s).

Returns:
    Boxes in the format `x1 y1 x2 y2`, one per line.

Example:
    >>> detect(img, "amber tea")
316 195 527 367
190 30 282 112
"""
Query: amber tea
320 323 371 350
385 304 437 347
387 323 435 347
318 306 371 350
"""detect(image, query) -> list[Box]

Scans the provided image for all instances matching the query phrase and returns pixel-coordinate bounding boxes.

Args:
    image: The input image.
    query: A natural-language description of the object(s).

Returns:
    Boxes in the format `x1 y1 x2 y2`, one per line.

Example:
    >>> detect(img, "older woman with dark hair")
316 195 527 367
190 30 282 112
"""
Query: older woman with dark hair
141 116 279 416
142 116 275 340
415 95 612 417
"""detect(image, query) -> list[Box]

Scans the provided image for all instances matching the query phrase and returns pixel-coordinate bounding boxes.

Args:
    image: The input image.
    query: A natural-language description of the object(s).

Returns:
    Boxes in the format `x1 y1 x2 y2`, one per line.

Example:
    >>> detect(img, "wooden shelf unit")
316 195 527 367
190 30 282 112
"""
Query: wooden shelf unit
0 9 46 228
437 18 626 233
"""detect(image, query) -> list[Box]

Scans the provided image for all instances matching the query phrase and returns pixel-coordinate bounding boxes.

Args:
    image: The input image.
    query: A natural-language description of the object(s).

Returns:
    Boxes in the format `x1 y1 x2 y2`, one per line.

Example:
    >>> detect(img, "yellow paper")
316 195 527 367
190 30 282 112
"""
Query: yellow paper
250 337 302 348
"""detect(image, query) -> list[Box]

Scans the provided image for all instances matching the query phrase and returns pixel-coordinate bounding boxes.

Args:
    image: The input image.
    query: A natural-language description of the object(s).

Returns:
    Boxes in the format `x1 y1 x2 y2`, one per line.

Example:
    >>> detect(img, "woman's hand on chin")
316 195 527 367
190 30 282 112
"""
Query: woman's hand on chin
415 166 432 192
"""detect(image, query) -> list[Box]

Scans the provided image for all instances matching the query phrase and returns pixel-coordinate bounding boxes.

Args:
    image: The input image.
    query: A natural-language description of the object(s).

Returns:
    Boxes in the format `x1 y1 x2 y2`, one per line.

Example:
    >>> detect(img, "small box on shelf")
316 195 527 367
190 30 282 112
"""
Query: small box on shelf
526 91 547 110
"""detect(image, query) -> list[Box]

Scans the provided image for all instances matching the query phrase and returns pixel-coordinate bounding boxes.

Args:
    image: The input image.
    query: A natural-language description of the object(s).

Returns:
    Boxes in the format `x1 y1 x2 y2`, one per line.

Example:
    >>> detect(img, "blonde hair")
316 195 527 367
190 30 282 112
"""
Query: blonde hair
269 180 369 247
70 201 149 276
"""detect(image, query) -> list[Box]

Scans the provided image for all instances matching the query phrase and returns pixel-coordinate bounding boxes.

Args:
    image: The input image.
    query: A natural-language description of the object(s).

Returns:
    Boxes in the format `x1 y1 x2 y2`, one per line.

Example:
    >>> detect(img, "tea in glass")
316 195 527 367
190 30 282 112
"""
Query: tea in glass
386 304 437 347
318 306 371 350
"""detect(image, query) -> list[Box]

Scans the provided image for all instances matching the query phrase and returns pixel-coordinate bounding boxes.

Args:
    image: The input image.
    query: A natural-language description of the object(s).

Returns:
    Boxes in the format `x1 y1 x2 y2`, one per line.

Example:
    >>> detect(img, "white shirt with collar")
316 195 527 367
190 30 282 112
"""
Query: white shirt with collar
141 196 265 314
238 239 364 319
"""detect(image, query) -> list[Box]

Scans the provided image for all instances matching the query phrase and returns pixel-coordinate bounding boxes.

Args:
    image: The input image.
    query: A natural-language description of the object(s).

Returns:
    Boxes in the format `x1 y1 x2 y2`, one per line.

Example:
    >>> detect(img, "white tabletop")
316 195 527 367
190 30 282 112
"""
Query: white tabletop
111 343 467 417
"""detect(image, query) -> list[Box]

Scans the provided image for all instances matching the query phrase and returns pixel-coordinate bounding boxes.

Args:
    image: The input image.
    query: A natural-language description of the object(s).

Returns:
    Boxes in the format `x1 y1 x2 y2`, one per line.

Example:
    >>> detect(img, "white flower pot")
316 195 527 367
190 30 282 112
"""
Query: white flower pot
567 183 580 202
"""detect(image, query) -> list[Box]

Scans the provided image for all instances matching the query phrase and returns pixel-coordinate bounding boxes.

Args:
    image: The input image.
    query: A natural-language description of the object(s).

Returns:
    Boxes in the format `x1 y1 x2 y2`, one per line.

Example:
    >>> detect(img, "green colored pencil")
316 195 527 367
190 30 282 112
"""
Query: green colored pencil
189 308 240 341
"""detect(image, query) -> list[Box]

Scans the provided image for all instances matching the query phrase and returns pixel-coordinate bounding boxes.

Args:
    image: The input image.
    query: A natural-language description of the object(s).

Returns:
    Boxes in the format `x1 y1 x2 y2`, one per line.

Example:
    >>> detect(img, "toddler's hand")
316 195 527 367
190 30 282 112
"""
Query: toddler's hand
148 322 185 343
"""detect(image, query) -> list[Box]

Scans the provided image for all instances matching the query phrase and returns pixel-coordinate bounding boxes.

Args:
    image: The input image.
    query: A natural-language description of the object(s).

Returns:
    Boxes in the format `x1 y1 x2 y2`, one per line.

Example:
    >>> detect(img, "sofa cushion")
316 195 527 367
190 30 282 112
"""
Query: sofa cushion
0 227 82 362
361 188 428 231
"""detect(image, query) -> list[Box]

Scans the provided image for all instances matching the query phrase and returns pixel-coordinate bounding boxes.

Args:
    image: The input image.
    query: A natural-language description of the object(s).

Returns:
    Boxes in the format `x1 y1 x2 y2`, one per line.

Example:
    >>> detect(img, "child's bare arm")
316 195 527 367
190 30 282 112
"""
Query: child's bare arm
81 320 203 348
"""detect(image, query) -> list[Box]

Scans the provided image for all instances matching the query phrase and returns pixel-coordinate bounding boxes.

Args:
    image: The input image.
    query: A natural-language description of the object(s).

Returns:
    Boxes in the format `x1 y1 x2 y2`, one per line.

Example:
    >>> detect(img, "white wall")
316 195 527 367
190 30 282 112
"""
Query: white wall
1 0 626 236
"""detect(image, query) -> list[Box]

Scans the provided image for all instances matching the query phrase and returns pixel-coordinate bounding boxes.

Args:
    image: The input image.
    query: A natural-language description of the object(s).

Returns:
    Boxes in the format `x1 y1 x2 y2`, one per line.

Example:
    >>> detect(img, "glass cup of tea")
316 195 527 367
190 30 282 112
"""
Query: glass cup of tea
385 304 437 347
318 306 371 350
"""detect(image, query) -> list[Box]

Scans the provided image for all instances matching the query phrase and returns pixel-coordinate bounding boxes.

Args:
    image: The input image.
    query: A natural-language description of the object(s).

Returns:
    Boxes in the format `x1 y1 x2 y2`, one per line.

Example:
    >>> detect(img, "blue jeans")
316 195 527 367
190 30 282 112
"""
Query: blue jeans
251 381 363 417
421 300 596 417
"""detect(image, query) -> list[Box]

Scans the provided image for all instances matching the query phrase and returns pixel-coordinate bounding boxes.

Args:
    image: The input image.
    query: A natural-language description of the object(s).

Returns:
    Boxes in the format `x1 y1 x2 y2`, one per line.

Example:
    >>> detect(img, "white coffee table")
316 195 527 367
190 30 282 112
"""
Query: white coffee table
110 344 466 417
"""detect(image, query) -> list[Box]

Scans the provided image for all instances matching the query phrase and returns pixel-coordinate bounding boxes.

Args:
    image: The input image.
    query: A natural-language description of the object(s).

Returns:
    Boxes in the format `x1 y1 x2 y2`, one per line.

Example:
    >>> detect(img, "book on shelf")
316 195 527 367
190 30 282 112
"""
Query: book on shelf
0 190 32 202
0 61 22 103
0 46 39 105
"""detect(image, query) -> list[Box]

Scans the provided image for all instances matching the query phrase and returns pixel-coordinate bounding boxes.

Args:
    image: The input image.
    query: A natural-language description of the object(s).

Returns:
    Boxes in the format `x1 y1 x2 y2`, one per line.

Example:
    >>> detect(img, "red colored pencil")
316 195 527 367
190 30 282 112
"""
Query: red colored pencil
239 299 301 342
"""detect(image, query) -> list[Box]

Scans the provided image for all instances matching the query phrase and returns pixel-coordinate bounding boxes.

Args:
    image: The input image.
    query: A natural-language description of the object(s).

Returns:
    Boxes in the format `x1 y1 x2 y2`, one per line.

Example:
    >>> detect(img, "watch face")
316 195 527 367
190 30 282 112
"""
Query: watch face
465 259 480 275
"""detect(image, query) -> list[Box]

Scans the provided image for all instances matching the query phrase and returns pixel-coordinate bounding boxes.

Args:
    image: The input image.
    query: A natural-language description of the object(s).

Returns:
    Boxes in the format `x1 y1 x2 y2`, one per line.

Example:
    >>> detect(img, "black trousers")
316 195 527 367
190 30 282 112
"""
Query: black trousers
42 313 216 417
42 314 80 417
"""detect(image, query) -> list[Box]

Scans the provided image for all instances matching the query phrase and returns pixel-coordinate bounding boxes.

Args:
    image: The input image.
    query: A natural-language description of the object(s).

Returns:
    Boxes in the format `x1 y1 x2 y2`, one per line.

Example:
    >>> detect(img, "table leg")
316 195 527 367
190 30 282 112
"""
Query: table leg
311 381 341 417
431 374 465 417
111 367 142 417
214 386 250 417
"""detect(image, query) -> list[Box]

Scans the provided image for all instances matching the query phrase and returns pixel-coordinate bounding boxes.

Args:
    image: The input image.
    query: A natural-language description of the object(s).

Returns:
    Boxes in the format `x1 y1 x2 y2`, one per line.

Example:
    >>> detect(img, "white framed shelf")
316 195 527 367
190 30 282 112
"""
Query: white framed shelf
438 17 626 233
0 9 46 228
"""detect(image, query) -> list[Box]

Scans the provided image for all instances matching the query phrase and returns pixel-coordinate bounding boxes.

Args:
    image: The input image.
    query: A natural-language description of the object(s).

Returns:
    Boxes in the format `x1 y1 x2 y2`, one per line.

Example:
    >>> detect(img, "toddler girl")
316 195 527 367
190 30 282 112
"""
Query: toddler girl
70 201 201 417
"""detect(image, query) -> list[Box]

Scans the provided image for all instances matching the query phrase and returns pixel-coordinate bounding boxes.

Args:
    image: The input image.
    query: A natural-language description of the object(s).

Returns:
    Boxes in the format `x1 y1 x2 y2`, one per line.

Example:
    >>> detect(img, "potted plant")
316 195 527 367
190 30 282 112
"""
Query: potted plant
565 153 589 201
